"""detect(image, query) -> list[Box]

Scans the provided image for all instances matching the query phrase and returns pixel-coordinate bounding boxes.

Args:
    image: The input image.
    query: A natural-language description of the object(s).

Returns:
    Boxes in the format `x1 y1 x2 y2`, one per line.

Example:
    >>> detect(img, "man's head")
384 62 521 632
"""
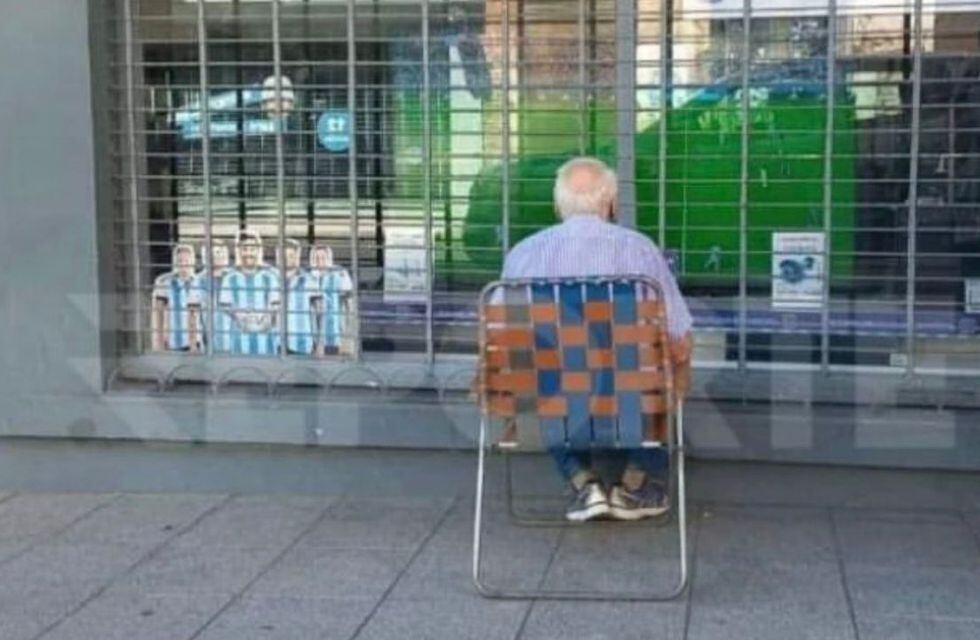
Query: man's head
280 238 302 271
553 157 618 221
207 242 230 272
236 229 263 271
172 244 196 279
310 244 333 271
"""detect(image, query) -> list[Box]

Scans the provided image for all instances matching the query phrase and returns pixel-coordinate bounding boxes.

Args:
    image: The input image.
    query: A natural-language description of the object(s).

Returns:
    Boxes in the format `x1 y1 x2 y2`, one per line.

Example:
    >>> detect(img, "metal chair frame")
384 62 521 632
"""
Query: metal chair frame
471 276 689 601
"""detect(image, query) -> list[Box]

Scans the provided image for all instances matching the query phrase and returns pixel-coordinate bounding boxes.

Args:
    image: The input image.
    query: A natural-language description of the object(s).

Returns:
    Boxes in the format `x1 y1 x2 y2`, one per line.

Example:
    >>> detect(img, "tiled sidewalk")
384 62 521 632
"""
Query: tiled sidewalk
0 459 978 640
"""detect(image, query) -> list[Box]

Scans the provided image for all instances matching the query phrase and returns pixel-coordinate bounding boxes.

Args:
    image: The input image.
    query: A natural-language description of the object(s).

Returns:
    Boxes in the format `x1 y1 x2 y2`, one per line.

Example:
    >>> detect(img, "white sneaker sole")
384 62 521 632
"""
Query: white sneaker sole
608 504 669 521
566 501 610 522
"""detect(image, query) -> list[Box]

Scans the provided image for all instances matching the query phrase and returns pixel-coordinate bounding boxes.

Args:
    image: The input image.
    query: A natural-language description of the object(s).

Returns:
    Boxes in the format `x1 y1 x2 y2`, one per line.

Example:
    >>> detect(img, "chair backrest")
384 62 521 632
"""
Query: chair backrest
477 276 677 448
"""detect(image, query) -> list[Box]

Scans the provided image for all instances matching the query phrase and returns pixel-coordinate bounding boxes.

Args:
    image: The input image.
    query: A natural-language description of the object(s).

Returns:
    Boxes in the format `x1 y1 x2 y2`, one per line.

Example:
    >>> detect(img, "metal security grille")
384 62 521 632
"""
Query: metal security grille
105 0 980 393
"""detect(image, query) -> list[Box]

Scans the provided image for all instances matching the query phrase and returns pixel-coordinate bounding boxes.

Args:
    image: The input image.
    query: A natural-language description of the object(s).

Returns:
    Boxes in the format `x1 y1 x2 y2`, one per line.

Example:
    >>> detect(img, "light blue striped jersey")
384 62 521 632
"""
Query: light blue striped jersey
283 270 321 354
193 268 234 353
219 267 282 355
314 268 353 348
501 215 693 339
153 272 200 350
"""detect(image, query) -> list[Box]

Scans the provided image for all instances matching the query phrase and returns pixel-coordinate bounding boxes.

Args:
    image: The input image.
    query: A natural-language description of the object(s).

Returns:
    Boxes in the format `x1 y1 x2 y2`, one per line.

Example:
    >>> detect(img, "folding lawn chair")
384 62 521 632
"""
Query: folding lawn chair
472 275 689 600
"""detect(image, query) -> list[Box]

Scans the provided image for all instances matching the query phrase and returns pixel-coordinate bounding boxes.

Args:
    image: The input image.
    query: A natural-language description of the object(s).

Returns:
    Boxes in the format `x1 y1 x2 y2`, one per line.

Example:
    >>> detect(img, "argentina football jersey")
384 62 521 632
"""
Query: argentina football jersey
193 268 234 353
316 267 353 350
153 272 200 350
283 270 320 354
219 267 282 355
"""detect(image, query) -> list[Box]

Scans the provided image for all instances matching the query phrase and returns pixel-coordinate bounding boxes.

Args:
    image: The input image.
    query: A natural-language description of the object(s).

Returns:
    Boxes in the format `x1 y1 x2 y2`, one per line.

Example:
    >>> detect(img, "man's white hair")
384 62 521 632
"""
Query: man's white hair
553 157 618 219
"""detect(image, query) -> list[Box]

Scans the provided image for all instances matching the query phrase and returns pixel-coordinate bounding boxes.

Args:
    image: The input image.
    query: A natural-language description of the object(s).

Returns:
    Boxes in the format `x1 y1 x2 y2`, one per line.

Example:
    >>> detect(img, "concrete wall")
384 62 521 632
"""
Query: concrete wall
0 0 977 487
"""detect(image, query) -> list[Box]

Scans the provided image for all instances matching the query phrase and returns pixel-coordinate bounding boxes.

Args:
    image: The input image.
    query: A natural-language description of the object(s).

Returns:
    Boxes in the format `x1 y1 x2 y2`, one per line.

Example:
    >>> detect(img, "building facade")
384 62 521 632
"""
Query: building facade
1 0 979 469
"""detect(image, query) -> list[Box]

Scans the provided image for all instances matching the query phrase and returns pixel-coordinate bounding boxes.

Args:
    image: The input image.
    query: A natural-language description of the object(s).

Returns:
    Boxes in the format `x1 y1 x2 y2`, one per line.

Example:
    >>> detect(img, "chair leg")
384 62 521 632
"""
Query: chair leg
473 407 691 601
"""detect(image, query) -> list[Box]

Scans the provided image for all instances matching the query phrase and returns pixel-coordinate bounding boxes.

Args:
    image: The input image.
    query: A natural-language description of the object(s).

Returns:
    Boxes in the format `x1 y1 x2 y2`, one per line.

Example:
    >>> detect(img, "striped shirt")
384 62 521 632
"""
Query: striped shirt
501 215 692 339
153 272 200 350
219 267 282 355
193 269 233 353
283 270 321 354
314 268 353 349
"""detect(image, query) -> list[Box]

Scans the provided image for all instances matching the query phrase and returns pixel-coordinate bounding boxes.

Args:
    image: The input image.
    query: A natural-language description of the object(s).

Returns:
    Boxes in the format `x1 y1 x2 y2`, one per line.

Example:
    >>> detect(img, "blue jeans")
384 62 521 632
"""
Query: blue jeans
548 446 669 485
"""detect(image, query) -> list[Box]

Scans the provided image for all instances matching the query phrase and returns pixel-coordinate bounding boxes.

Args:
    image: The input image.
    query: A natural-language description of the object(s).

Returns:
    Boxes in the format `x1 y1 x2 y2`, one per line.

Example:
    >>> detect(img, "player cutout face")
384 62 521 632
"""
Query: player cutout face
238 240 261 270
284 245 301 271
210 245 230 271
310 246 332 271
174 249 196 279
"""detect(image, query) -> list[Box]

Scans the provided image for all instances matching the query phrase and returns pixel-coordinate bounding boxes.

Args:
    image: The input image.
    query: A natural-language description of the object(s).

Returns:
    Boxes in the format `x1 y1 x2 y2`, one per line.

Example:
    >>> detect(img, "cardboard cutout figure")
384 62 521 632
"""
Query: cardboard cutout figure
310 244 356 356
219 229 281 355
152 244 201 352
278 239 321 355
194 242 232 353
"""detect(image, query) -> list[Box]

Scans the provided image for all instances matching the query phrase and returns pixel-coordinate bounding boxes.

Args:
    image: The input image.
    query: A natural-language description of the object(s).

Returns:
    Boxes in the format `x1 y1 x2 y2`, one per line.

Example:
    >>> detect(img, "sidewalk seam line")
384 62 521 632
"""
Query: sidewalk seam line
186 495 343 640
31 492 235 640
347 496 460 640
681 505 703 640
829 507 863 640
513 525 567 639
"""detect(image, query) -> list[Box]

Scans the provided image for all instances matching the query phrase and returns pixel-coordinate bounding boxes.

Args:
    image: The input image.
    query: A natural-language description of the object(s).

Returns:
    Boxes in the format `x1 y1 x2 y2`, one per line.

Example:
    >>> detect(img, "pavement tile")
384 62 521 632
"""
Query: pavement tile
520 600 686 640
698 505 835 565
687 605 856 640
355 595 529 640
857 616 980 640
196 595 377 640
846 565 980 619
173 495 332 549
391 537 555 600
301 496 451 550
0 541 148 594
430 498 562 549
248 545 414 600
962 511 980 539
114 544 283 597
0 493 116 543
541 552 684 595
835 514 980 569
39 591 229 640
0 586 94 640
57 493 226 545
692 560 848 615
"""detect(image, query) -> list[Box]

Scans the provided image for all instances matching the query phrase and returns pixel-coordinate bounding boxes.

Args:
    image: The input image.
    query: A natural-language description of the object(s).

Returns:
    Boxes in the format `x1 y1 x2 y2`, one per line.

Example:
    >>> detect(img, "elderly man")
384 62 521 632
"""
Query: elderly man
501 156 693 522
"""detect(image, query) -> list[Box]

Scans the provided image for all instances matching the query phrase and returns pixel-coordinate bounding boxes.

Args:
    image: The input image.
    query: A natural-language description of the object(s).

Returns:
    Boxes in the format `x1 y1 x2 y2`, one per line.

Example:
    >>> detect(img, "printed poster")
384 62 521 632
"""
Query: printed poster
772 232 825 310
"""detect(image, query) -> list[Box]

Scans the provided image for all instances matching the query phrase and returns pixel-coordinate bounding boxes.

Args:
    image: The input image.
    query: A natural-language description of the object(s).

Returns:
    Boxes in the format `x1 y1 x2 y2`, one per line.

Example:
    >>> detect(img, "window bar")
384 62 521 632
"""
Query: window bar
123 0 144 353
820 0 836 373
615 0 636 228
196 0 215 357
577 0 586 156
422 0 434 363
657 0 670 248
905 0 923 375
272 0 288 361
501 0 511 255
347 0 362 361
738 0 751 370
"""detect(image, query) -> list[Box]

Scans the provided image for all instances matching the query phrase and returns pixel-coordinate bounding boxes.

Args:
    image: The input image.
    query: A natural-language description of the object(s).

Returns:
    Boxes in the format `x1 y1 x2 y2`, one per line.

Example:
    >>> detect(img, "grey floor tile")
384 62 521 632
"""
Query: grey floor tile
57 493 226 545
962 511 980 540
0 587 93 640
0 493 116 542
301 496 451 550
691 560 849 616
0 539 31 564
0 541 148 595
520 600 686 640
847 565 980 619
698 505 835 565
431 499 563 550
355 594 529 640
391 538 555 600
541 552 684 596
248 545 413 600
197 595 377 640
114 544 283 597
40 591 229 640
687 606 856 640
835 514 979 569
173 495 332 549
857 615 980 640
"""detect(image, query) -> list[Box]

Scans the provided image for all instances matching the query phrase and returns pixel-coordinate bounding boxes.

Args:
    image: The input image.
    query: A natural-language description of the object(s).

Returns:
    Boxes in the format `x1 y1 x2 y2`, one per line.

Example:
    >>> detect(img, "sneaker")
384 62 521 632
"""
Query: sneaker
566 481 610 522
608 481 669 520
